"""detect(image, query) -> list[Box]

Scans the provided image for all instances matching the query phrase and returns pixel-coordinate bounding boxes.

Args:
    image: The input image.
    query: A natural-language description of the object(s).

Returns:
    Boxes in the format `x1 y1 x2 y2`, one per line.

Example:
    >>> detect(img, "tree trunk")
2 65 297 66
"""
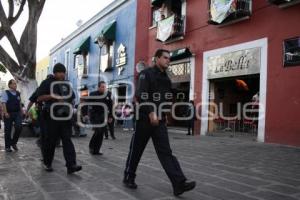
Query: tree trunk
17 78 37 107
0 0 46 104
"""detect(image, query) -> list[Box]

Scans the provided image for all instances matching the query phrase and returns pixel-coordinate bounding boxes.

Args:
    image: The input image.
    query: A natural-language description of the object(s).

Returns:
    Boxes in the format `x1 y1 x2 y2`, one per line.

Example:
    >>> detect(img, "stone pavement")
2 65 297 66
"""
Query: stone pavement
0 127 300 200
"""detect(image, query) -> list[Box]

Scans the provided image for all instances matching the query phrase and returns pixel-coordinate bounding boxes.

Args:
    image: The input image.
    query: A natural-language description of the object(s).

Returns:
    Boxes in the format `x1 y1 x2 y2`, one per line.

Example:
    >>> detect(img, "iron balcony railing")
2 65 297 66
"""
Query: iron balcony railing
208 0 252 25
156 15 186 42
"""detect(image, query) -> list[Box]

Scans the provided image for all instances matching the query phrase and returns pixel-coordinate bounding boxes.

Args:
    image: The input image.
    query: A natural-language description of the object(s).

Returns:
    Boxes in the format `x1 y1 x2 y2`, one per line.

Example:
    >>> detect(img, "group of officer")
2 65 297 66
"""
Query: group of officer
2 49 196 196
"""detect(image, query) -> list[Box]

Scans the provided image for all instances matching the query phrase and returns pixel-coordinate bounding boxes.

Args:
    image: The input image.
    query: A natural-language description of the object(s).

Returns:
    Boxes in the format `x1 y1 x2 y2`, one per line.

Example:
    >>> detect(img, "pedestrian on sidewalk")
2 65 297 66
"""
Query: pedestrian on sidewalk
123 49 196 196
88 81 113 155
0 103 3 129
186 100 195 136
37 63 82 174
122 103 133 131
104 91 116 139
1 79 23 152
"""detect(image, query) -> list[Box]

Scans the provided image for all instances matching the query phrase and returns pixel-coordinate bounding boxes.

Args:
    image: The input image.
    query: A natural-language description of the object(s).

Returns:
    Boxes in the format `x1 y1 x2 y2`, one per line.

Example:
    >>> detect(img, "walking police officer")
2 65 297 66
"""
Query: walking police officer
123 49 196 196
88 81 113 155
2 79 23 152
37 63 82 174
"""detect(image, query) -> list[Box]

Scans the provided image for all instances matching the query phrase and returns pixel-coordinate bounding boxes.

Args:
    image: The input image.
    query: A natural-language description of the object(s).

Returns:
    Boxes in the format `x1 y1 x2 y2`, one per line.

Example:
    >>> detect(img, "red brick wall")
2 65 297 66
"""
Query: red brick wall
135 0 300 146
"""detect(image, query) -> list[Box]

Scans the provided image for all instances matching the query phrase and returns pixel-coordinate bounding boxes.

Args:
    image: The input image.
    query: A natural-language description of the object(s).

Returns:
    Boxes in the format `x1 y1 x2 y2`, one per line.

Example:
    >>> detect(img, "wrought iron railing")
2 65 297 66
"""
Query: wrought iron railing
156 15 185 42
269 0 298 5
172 16 185 38
268 0 300 8
208 0 252 25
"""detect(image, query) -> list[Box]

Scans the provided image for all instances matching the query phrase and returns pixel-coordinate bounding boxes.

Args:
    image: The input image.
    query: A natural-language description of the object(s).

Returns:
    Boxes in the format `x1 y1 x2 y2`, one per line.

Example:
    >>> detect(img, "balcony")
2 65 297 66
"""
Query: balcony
156 15 185 43
208 0 252 26
268 0 300 8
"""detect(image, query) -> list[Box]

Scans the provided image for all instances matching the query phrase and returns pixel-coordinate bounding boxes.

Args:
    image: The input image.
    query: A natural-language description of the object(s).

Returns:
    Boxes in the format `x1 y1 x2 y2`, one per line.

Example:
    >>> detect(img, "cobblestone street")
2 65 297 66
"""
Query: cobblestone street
0 128 300 200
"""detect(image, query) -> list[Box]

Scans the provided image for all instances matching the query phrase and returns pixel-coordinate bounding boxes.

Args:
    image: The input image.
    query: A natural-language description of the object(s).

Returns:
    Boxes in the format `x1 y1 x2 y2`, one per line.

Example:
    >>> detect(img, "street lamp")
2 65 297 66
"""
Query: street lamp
97 35 106 82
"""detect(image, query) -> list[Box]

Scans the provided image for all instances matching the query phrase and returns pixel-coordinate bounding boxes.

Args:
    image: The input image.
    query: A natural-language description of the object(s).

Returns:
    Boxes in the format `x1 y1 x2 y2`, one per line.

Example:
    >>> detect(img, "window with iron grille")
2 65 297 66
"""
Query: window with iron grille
167 62 191 83
151 0 186 42
208 0 252 25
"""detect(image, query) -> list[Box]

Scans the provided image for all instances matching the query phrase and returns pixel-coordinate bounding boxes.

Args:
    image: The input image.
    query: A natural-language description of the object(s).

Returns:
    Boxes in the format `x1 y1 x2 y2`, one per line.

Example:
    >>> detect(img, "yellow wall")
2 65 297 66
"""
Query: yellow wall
36 56 50 86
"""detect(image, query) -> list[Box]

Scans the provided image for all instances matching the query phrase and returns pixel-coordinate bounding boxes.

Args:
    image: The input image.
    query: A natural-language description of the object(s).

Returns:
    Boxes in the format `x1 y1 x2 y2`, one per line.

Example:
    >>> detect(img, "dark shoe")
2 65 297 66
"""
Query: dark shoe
123 177 138 189
92 152 103 155
186 133 191 135
43 164 53 172
104 137 108 140
67 165 82 174
5 148 12 152
173 181 196 196
12 144 18 151
112 136 116 140
89 148 103 155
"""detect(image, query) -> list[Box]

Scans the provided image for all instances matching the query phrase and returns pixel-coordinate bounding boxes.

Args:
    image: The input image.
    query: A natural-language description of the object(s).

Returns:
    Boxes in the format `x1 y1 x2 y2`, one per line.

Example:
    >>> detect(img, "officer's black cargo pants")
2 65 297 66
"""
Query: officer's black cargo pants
42 111 76 168
124 120 187 188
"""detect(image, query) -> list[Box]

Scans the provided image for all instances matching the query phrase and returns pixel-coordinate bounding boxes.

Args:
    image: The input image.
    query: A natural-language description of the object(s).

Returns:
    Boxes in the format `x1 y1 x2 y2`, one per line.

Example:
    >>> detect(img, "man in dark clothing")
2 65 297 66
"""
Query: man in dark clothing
186 100 196 135
88 81 113 155
123 49 196 196
37 63 82 174
1 79 23 152
104 91 115 140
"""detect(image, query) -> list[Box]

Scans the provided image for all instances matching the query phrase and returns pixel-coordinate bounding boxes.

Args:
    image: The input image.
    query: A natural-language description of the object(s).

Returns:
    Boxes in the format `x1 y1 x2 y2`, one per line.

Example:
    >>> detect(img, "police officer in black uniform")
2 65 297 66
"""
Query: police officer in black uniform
37 63 82 174
88 81 113 155
123 49 196 196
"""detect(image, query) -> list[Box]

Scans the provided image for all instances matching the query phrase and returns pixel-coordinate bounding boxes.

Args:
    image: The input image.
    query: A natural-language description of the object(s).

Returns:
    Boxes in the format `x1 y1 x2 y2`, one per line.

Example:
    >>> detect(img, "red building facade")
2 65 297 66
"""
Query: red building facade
134 0 300 146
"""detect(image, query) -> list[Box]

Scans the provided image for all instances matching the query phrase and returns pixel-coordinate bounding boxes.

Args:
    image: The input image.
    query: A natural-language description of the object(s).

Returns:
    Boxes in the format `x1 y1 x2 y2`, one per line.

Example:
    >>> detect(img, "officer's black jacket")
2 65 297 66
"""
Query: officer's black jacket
37 77 75 117
87 90 113 119
136 65 172 119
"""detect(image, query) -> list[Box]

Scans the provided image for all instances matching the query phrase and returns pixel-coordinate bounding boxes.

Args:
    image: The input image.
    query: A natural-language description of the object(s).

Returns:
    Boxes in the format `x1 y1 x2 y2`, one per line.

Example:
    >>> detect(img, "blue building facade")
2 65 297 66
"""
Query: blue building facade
49 0 137 104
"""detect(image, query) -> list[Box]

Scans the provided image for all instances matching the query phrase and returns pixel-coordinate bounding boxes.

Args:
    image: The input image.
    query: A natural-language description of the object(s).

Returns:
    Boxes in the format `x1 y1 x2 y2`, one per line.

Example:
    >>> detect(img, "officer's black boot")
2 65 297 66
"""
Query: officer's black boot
173 180 196 196
67 165 82 174
123 175 137 189
43 164 53 172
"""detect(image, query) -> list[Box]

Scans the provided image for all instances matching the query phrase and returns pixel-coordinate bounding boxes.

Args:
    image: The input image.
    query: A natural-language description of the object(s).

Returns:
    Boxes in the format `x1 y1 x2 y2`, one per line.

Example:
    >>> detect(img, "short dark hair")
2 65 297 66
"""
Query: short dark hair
154 49 170 58
53 63 66 73
98 81 106 87
8 79 15 87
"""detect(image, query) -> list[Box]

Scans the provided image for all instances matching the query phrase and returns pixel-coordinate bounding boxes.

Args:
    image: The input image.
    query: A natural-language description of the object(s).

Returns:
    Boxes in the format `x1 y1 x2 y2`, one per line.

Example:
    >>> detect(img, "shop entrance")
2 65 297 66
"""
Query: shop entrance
201 38 268 142
208 75 260 137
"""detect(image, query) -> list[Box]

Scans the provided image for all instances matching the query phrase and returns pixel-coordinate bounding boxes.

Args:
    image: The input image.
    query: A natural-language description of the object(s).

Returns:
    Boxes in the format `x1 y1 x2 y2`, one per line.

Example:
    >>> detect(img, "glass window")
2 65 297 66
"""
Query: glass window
75 54 89 78
154 0 186 42
100 41 114 72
